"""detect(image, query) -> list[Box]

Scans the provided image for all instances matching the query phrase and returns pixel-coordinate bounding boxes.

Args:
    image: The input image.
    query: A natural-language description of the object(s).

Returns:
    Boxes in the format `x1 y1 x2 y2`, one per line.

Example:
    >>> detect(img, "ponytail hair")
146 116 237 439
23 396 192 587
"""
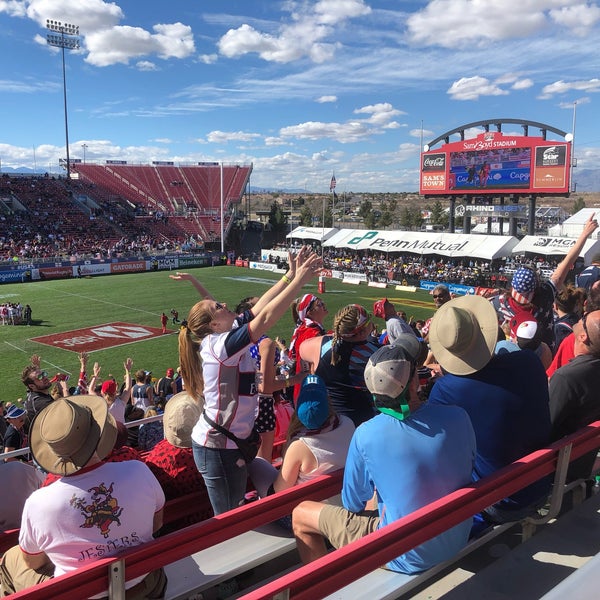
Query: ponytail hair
178 300 214 400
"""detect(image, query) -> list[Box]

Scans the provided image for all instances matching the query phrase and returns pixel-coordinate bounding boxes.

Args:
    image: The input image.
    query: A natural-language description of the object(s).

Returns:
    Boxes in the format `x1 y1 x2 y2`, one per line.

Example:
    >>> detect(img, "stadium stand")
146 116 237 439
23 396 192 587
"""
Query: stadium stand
5 421 600 600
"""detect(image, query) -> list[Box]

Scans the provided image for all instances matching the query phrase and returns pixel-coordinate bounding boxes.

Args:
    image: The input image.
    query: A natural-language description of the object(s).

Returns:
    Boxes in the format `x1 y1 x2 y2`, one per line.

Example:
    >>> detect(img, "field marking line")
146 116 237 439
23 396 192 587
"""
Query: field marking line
4 341 72 374
31 285 158 316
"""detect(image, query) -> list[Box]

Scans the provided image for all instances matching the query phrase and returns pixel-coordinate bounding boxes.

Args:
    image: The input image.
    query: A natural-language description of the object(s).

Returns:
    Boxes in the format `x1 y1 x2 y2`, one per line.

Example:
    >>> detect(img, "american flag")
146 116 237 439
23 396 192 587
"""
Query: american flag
329 174 336 191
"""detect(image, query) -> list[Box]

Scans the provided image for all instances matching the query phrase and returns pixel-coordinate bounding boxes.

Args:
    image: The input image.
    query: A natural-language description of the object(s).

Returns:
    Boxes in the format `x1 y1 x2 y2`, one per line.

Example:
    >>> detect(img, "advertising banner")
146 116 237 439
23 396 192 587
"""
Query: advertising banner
110 261 146 274
39 266 73 280
177 255 211 268
0 269 31 283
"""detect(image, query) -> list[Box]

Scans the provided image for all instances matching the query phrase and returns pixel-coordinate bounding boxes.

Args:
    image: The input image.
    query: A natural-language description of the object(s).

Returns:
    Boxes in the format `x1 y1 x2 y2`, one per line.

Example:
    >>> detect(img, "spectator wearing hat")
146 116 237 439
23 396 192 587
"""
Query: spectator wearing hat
289 293 328 401
493 213 598 351
41 417 142 488
155 368 177 403
97 358 133 424
145 392 210 531
300 304 380 427
548 309 600 481
248 375 354 498
0 395 166 596
3 405 27 461
292 340 476 572
427 295 552 530
373 298 415 345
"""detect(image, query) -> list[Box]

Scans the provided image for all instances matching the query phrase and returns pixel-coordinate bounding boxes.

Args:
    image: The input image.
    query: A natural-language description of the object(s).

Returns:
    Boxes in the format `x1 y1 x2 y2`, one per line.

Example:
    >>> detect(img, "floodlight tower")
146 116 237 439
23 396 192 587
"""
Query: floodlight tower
46 20 80 180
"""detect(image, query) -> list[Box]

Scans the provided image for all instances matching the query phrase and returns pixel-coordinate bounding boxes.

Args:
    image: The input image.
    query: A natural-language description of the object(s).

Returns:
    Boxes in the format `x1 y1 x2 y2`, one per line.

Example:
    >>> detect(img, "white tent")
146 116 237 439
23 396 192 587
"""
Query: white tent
287 226 338 243
547 208 598 238
512 236 600 264
322 228 518 260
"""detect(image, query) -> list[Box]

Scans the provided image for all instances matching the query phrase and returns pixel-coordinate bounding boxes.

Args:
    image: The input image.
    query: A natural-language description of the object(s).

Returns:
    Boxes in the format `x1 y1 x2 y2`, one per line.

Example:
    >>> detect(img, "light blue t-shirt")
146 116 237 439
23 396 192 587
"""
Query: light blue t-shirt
342 404 476 573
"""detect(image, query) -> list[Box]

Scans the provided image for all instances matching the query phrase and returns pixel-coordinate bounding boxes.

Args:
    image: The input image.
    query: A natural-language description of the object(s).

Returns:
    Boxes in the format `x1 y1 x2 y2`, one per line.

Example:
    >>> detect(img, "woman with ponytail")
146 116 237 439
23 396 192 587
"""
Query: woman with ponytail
299 304 380 427
178 247 322 514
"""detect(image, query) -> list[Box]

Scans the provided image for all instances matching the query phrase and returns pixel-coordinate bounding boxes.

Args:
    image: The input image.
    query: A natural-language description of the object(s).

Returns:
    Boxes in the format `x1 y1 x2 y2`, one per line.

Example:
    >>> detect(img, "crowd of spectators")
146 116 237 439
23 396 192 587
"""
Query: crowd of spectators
0 175 192 263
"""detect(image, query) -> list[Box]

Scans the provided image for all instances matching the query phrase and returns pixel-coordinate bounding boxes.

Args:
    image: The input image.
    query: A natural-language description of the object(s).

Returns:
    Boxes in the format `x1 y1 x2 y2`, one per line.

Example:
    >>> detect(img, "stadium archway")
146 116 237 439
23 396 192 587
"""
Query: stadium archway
419 118 573 236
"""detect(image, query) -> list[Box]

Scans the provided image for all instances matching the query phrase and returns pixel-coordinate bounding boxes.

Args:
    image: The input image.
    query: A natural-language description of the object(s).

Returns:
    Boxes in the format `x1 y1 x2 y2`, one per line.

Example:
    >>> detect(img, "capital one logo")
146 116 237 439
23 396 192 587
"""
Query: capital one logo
348 231 379 245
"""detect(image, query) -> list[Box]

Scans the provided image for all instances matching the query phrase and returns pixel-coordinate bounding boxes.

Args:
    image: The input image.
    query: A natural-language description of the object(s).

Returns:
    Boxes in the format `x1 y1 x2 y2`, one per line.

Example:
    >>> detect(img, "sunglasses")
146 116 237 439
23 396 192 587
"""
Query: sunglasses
35 370 49 381
432 294 447 300
582 312 594 346
214 302 226 311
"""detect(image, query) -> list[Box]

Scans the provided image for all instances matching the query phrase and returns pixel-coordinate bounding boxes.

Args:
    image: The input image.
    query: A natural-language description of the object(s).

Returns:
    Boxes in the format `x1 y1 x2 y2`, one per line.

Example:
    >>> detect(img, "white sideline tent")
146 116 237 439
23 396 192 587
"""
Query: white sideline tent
548 208 597 238
287 226 338 242
512 236 600 264
322 228 518 260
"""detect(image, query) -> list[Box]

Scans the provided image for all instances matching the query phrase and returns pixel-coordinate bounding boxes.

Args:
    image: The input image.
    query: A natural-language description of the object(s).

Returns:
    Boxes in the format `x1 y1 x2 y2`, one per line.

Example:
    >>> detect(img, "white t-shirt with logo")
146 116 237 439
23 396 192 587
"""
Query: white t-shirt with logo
19 460 164 587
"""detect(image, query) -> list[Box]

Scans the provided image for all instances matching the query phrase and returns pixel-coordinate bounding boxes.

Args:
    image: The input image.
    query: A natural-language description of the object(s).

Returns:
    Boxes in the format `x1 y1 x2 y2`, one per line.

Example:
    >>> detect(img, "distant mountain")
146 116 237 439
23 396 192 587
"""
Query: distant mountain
572 169 600 192
249 186 311 194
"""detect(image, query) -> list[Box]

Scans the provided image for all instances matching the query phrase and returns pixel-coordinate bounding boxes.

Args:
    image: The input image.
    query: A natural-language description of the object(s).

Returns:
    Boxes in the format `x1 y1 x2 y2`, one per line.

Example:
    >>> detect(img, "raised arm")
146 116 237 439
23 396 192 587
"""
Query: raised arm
88 362 101 396
169 272 215 300
248 250 322 342
121 358 133 402
551 213 599 291
250 249 301 315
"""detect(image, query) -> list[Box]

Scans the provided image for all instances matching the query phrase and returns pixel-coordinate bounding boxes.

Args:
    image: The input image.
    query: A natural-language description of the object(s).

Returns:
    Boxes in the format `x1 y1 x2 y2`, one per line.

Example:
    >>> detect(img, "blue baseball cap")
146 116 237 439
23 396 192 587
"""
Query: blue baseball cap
296 375 329 430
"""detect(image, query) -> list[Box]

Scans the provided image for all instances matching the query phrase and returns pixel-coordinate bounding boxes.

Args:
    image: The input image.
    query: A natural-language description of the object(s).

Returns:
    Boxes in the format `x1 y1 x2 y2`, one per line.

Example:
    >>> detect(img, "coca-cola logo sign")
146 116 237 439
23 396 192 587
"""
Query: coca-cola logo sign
422 153 446 171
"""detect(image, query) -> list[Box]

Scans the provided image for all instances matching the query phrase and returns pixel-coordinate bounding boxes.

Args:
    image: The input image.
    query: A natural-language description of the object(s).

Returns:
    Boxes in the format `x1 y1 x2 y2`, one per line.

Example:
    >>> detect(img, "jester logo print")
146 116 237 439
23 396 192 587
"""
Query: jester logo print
70 482 122 538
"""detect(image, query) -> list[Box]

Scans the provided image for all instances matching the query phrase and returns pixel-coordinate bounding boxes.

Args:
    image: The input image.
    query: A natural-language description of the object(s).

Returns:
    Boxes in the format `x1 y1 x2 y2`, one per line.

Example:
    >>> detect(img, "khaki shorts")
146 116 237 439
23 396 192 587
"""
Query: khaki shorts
318 505 380 550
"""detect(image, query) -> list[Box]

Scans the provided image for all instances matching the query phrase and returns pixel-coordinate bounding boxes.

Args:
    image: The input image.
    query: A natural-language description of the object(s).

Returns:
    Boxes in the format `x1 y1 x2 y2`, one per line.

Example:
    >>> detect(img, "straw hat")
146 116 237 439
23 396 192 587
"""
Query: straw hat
428 295 498 376
30 395 116 476
163 392 202 448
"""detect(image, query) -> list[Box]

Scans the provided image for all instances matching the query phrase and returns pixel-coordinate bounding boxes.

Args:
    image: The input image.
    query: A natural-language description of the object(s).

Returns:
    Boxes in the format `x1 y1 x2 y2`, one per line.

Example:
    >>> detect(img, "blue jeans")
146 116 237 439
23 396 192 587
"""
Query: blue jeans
192 442 247 515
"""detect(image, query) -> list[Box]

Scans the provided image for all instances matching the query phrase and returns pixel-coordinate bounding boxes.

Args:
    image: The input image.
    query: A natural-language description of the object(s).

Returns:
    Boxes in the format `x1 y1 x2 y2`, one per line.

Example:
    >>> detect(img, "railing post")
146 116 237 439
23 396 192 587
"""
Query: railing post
108 559 126 600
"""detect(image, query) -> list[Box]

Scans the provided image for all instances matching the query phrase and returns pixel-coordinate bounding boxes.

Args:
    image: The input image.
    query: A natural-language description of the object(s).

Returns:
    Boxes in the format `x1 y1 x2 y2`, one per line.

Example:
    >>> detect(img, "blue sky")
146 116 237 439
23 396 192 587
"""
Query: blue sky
0 0 599 192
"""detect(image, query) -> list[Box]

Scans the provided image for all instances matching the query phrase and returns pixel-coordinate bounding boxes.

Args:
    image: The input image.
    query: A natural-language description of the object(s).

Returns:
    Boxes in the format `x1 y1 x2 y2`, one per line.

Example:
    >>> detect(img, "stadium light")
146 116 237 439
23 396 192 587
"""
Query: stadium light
46 20 80 180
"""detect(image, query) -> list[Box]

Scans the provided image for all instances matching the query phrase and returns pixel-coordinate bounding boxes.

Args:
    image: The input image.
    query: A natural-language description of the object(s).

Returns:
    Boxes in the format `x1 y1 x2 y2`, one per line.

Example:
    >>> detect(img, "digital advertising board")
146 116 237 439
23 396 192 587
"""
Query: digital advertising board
419 131 570 197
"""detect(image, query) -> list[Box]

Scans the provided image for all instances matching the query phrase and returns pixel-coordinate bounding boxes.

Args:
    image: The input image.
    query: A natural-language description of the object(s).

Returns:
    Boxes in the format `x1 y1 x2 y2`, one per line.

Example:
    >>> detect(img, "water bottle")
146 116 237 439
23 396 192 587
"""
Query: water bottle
592 475 600 495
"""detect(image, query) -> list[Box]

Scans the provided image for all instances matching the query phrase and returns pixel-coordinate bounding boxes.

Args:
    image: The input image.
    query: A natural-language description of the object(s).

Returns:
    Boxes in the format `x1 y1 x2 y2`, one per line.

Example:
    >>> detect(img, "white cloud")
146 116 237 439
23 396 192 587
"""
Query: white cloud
539 78 600 98
512 78 534 90
409 128 435 139
279 102 404 143
136 61 158 71
406 0 594 48
316 95 337 103
447 76 509 100
206 130 261 143
85 22 195 67
558 96 590 108
217 0 370 63
199 53 218 64
549 3 600 35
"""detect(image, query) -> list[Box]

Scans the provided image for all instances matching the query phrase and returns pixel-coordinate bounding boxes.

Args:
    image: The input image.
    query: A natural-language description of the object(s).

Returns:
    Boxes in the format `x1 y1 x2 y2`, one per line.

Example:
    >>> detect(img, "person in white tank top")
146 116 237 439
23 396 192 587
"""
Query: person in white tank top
248 375 354 497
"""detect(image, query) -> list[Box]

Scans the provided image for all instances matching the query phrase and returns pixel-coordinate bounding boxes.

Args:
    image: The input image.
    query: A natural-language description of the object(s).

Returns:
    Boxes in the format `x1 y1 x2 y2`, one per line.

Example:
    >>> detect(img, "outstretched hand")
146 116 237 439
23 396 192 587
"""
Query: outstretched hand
582 213 599 238
295 249 323 283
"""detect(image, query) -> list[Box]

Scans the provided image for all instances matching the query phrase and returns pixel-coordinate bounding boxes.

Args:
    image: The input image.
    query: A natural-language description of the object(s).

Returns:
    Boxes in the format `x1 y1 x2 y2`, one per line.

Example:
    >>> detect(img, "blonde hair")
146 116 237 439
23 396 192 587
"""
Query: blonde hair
330 304 369 365
178 300 214 400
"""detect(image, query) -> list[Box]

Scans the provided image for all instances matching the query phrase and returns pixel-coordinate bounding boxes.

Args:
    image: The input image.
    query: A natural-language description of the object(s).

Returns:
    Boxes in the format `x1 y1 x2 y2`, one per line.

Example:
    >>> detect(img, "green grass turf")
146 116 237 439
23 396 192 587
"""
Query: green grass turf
0 267 437 404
